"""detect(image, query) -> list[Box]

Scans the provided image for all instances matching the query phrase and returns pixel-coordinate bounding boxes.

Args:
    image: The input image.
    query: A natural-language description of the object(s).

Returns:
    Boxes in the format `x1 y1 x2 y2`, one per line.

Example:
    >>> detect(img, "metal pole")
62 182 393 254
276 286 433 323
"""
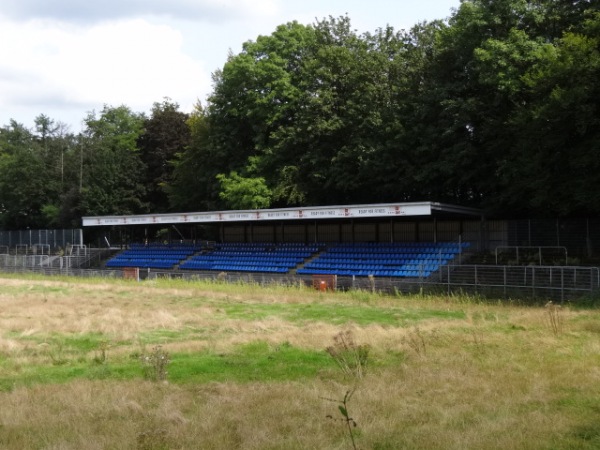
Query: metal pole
504 266 507 299
561 268 564 304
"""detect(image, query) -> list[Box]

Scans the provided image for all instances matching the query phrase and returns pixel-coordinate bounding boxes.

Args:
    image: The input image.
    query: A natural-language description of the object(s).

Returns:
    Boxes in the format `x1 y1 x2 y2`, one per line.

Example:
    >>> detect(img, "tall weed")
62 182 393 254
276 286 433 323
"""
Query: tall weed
545 301 563 336
326 330 370 379
140 345 170 381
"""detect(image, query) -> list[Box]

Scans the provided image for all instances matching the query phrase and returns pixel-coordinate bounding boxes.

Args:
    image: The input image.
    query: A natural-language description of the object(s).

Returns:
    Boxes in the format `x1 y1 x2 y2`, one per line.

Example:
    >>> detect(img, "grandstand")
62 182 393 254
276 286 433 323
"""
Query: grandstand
0 202 597 300
297 241 470 277
101 241 470 278
88 202 480 280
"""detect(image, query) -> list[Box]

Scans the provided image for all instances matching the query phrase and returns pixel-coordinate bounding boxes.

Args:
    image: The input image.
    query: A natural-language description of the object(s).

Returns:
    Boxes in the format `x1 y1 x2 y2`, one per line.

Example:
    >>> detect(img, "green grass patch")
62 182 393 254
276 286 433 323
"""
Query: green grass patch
0 359 140 391
0 340 387 391
168 341 336 383
5 331 117 352
218 302 465 326
7 326 359 382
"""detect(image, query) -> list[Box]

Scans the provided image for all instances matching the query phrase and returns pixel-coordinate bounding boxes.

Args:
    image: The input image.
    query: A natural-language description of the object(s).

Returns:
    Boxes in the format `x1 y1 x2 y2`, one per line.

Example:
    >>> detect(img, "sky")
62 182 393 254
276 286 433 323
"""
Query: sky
0 0 461 133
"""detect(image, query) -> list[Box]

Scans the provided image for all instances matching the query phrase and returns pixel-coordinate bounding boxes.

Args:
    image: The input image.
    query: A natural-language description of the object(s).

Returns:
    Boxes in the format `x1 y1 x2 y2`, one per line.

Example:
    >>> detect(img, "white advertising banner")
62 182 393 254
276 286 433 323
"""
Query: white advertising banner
82 202 435 226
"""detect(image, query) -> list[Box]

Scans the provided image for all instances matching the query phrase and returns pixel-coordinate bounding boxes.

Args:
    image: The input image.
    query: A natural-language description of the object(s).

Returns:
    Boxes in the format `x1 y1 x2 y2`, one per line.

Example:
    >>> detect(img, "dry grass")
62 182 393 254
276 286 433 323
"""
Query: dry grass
0 275 599 449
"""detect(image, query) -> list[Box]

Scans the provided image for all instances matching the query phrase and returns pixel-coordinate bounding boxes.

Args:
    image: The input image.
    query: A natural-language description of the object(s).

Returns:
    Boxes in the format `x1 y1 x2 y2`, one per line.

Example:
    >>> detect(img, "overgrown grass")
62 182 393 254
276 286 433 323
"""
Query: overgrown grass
1 275 600 449
0 336 398 391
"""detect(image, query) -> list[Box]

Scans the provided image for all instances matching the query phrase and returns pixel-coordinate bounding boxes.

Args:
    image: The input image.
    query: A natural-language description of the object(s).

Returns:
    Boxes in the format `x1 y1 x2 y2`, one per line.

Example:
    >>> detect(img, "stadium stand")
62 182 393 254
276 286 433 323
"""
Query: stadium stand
105 243 198 270
296 242 470 278
105 241 469 278
180 242 320 274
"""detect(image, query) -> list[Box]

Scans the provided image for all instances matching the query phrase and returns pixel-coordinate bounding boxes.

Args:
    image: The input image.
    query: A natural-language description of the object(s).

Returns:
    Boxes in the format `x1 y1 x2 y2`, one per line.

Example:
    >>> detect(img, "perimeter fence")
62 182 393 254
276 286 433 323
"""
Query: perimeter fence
1 262 597 303
0 229 83 250
146 264 600 302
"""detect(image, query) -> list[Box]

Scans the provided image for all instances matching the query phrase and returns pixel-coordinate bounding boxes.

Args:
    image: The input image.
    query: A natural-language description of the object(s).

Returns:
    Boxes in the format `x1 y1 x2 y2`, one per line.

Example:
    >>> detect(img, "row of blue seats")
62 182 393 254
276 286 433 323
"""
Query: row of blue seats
209 251 314 257
327 248 462 255
305 263 440 271
297 268 433 277
318 255 454 262
329 242 470 248
216 242 321 247
214 246 319 250
106 259 177 269
108 258 180 263
129 244 201 250
181 259 297 268
114 253 191 259
180 262 294 270
187 256 303 263
181 263 289 273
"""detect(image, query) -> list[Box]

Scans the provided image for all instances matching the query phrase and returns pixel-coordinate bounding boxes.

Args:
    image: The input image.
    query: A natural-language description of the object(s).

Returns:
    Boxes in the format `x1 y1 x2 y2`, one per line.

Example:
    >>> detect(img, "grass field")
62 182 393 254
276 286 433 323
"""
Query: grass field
0 274 599 449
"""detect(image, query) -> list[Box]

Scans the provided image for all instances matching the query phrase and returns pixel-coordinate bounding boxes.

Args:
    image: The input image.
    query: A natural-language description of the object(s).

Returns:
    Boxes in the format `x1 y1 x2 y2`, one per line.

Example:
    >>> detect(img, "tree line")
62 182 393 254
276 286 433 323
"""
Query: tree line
0 0 598 229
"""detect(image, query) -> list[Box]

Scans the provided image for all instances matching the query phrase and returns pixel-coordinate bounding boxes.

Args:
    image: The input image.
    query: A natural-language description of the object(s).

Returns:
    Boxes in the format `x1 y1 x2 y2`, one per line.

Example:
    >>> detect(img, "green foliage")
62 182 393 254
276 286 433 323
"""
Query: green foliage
0 120 63 228
41 204 60 227
138 98 190 212
167 103 217 211
1 3 598 219
324 389 359 450
80 105 147 216
140 345 170 382
216 171 272 209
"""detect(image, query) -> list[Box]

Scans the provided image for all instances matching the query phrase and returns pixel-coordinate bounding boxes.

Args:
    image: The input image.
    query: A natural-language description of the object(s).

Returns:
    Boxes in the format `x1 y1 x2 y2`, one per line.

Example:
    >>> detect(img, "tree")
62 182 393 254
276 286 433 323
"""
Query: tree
32 114 77 226
492 12 600 216
138 98 190 212
167 103 220 211
207 21 315 206
216 171 272 210
78 105 146 217
0 121 49 228
207 16 414 206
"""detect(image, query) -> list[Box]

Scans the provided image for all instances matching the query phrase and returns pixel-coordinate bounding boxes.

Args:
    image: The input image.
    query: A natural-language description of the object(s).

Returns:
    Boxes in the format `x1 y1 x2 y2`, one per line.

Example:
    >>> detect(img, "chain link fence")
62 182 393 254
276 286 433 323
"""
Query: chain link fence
0 229 83 250
0 253 597 303
506 218 600 258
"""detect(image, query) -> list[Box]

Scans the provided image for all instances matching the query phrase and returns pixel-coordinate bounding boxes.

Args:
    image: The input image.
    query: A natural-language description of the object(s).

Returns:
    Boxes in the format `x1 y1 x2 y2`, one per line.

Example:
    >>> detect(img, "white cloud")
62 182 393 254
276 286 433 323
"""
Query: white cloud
0 0 280 24
0 0 460 129
61 20 210 109
0 17 211 128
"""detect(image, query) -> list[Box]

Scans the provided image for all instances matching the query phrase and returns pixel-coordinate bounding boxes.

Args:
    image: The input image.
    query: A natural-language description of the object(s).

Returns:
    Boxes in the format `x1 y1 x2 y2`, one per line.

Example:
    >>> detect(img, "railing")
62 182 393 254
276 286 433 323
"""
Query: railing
0 254 50 267
495 246 568 265
0 265 122 278
440 264 598 302
0 229 83 248
31 244 51 255
69 244 88 256
0 258 597 303
0 254 89 270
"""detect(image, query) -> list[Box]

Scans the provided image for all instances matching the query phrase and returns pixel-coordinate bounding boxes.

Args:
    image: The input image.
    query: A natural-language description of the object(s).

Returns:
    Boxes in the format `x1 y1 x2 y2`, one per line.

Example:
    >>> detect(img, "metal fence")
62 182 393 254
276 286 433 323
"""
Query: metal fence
437 264 599 302
0 265 123 279
317 265 598 303
506 218 600 258
0 254 89 270
0 262 597 303
0 229 83 249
